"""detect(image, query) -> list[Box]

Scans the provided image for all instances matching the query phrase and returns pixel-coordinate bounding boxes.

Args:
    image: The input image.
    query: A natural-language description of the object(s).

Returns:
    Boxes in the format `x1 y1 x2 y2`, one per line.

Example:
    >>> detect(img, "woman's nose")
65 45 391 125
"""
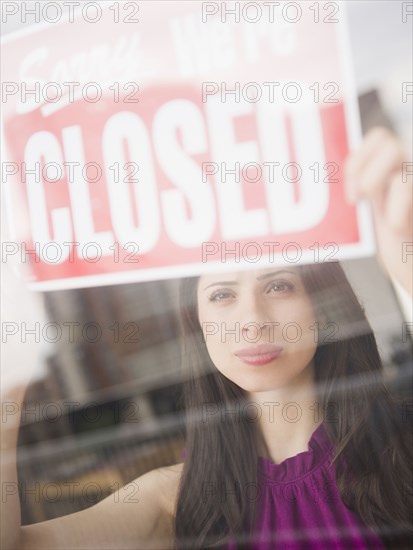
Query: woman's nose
238 295 272 332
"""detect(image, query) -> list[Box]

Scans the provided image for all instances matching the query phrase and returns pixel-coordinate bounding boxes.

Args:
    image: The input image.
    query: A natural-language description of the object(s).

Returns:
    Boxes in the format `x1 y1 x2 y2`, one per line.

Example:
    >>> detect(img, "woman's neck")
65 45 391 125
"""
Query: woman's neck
247 362 323 464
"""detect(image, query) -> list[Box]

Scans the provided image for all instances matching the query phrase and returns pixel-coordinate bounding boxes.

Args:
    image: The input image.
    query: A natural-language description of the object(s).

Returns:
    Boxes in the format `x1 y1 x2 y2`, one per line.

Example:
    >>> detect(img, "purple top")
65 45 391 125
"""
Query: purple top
183 423 386 549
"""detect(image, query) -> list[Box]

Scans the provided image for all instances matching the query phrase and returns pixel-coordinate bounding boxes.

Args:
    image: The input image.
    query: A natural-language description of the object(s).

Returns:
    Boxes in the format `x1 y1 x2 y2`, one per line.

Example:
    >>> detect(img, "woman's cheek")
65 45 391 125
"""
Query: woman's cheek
204 336 230 374
199 315 223 353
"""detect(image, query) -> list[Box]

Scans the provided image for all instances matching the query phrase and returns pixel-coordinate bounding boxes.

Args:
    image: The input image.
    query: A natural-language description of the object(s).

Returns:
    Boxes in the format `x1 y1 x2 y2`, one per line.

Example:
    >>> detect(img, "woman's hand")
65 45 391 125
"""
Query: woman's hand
1 255 48 406
345 127 413 297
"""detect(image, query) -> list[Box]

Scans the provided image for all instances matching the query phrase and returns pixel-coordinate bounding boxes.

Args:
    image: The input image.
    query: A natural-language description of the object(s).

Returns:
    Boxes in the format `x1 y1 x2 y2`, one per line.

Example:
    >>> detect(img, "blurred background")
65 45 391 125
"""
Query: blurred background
1 1 412 524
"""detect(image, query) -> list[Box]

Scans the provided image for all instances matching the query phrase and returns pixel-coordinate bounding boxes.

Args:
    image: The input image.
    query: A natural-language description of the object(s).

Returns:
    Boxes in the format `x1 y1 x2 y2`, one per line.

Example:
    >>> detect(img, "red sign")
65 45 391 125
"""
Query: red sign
1 1 375 290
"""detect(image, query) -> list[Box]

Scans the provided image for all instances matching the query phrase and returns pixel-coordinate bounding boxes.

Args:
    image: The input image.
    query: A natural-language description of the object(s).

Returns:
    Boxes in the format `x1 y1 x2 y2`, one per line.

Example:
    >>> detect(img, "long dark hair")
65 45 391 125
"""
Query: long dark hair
173 261 412 549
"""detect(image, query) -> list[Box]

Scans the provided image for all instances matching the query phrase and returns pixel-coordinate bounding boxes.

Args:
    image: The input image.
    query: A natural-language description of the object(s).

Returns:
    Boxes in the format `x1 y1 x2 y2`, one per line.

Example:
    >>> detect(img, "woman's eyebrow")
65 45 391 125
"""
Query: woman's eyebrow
203 280 237 290
203 270 297 290
256 270 297 281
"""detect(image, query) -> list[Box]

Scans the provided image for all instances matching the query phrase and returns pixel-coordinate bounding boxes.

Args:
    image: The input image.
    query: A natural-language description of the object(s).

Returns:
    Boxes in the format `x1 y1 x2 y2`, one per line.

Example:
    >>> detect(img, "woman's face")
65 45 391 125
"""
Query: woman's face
197 267 319 392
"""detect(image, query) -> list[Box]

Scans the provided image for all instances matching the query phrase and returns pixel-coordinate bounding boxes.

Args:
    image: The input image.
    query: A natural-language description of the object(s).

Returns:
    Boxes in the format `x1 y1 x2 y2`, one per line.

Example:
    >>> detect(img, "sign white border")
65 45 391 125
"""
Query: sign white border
1 0 377 291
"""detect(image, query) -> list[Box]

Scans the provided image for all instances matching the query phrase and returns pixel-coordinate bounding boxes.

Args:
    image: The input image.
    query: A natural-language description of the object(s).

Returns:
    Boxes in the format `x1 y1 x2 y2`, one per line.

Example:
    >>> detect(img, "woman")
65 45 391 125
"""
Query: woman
174 261 412 549
1 127 412 550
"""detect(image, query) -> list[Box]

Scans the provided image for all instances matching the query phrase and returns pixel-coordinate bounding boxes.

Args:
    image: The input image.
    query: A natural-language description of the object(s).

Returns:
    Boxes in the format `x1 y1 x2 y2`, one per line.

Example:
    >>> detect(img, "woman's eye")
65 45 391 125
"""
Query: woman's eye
266 280 293 294
208 289 235 302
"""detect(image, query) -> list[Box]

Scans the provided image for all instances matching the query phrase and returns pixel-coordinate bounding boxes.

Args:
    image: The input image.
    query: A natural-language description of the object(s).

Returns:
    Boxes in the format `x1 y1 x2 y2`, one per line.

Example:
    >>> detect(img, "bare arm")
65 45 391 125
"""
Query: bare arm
345 127 413 298
1 384 182 550
1 258 182 550
18 466 179 550
1 408 23 550
1 394 181 550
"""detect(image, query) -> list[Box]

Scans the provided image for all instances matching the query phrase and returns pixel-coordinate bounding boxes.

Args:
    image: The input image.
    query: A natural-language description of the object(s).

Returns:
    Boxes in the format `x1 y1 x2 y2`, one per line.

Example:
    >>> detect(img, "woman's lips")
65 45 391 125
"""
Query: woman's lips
234 344 284 366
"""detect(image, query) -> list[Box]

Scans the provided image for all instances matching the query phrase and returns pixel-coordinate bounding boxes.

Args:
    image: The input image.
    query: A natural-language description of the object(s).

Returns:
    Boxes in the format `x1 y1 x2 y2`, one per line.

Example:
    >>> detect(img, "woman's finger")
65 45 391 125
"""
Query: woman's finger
344 127 402 201
383 170 413 233
356 135 405 200
345 127 391 175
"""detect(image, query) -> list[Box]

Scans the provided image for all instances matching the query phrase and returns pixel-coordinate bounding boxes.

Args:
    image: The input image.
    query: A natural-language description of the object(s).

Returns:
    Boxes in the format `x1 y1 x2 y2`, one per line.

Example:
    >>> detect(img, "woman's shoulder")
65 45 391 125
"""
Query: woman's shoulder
18 463 186 550
115 462 184 545
146 462 185 520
